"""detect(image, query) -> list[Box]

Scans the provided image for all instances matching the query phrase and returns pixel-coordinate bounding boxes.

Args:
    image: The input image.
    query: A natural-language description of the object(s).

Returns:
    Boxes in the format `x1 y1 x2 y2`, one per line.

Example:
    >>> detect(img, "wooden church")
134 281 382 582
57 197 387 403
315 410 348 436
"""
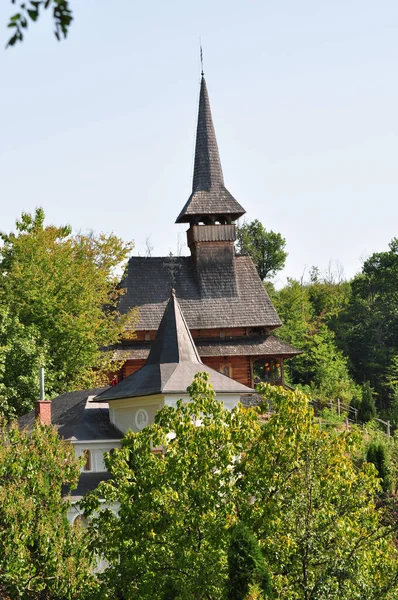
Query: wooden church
18 72 301 529
115 74 300 387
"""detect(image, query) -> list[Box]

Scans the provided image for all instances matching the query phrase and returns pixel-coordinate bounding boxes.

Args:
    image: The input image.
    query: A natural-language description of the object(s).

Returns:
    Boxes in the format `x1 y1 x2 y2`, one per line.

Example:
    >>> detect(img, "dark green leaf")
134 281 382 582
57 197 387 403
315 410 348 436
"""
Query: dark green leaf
27 9 38 21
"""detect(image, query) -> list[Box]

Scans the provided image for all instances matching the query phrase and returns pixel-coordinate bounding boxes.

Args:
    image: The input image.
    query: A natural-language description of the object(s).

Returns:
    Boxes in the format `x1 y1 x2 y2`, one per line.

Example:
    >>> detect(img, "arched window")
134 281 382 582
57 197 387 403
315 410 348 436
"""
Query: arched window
73 514 90 528
82 449 91 471
220 364 232 378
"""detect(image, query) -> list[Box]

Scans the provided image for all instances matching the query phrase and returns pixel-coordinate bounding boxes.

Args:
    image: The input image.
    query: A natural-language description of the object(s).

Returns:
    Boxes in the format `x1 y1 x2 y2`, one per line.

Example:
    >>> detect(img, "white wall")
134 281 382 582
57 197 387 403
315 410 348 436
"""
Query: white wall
73 440 121 473
109 392 243 435
109 395 164 434
67 501 120 572
164 393 241 411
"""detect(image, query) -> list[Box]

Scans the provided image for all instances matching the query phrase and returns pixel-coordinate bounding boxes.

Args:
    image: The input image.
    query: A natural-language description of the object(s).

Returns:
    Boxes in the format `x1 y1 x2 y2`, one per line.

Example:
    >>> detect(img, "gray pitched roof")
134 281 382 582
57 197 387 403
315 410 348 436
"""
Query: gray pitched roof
176 76 246 224
18 388 123 441
120 255 282 331
64 472 113 500
19 388 104 430
97 291 254 402
57 402 123 442
113 335 301 361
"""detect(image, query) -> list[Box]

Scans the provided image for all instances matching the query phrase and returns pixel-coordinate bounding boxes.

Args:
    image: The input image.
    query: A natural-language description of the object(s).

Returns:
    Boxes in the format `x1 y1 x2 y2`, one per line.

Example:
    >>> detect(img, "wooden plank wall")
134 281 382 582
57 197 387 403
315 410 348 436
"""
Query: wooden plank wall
202 356 252 387
191 328 246 339
132 327 248 342
123 360 146 378
122 356 252 387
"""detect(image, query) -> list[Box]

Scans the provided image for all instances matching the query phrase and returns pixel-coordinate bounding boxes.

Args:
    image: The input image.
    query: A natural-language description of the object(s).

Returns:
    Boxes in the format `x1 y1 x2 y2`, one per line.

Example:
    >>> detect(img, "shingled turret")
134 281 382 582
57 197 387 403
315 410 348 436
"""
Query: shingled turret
176 75 246 297
97 289 253 401
176 76 245 225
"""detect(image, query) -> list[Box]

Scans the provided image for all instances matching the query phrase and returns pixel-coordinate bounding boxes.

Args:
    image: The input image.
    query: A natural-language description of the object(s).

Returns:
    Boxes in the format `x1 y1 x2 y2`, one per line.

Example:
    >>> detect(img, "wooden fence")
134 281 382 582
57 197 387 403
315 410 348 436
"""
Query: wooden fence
242 393 392 438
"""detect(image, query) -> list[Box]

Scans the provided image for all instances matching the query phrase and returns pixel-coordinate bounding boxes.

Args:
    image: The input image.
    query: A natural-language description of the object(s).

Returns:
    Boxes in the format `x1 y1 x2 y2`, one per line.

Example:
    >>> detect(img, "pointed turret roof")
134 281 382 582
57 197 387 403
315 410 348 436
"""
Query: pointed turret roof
96 289 254 401
176 76 246 224
146 288 201 366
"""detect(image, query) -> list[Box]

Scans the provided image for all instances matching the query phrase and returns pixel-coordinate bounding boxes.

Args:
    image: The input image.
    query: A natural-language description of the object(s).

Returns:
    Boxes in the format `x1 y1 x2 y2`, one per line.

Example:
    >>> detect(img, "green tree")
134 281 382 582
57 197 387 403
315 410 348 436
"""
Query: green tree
83 373 259 600
0 420 97 598
0 307 43 418
7 0 73 46
358 381 377 423
236 220 287 281
240 384 398 600
336 239 398 411
366 441 392 495
0 208 135 416
271 278 358 403
84 376 398 600
384 356 398 428
227 523 272 600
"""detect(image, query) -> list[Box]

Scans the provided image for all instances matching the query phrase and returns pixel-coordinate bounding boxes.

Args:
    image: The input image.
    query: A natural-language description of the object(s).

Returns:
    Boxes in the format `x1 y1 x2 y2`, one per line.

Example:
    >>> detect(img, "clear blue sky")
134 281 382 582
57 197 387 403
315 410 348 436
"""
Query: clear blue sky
0 0 397 285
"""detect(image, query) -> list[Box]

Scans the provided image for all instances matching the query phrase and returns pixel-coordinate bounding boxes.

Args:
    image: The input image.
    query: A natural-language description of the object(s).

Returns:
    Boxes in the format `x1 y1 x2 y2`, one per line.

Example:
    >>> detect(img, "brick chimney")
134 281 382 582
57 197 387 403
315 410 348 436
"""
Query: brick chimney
35 401 52 426
35 367 51 425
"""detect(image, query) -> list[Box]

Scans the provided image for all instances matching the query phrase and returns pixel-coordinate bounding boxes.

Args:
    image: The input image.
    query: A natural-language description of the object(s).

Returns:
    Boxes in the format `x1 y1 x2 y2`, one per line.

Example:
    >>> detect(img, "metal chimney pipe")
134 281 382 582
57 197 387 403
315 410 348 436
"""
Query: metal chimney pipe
40 367 45 401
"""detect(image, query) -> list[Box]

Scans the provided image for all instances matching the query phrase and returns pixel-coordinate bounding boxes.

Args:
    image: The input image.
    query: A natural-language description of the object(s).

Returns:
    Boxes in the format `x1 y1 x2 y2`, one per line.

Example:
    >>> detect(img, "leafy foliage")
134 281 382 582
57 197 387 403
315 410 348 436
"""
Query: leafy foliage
236 220 287 280
83 373 258 599
83 375 398 599
334 239 398 412
0 307 43 417
269 278 358 403
7 0 73 47
241 383 398 600
0 420 97 598
0 208 135 417
268 241 398 420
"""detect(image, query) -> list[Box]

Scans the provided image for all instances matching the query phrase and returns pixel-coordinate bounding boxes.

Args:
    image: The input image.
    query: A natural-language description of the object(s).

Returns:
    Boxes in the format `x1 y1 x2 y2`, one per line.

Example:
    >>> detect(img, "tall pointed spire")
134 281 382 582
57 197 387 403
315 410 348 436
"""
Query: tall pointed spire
191 75 224 193
176 75 246 224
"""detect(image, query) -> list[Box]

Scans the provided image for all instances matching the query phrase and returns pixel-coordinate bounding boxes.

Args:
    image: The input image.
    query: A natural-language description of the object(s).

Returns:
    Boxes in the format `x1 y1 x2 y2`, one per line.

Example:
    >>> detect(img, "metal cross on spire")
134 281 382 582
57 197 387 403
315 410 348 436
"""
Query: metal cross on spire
200 43 204 76
162 251 182 287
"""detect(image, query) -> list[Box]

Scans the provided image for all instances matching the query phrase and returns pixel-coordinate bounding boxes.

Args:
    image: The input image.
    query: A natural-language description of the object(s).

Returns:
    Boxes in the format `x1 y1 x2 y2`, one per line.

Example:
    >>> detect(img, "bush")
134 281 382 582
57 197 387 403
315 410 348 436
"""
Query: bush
358 382 376 423
366 441 392 494
227 522 272 600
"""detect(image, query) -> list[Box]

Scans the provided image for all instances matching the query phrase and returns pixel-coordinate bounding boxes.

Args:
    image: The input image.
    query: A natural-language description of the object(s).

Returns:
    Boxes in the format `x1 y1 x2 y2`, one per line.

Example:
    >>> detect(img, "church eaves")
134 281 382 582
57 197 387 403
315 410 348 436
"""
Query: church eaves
176 76 246 224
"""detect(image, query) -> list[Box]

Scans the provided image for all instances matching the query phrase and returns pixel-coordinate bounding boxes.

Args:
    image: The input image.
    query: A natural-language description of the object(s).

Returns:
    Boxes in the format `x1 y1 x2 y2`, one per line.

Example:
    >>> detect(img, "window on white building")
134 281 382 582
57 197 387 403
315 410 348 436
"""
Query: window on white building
82 449 91 471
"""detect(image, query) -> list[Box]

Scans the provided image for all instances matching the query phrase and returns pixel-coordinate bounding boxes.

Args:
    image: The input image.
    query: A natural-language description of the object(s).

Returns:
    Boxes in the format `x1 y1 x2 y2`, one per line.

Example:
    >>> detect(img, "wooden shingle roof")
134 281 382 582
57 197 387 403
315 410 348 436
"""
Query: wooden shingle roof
176 76 245 224
120 255 282 331
114 335 301 361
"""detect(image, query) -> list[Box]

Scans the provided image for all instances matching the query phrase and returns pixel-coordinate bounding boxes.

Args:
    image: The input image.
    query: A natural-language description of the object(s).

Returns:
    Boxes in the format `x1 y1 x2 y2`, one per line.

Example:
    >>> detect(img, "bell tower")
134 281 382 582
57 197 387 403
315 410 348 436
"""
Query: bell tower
176 75 246 297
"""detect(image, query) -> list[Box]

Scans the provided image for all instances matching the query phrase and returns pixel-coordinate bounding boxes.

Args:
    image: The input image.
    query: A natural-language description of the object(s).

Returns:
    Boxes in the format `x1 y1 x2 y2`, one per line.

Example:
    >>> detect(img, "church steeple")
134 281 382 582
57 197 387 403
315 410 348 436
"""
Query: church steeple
191 75 224 194
175 75 246 225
